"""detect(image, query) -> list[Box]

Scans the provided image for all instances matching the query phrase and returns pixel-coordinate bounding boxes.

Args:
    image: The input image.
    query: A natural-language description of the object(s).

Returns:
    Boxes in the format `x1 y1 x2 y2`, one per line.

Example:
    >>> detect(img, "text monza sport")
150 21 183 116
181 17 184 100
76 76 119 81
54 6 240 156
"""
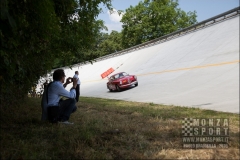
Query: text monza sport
192 118 228 136
183 118 229 149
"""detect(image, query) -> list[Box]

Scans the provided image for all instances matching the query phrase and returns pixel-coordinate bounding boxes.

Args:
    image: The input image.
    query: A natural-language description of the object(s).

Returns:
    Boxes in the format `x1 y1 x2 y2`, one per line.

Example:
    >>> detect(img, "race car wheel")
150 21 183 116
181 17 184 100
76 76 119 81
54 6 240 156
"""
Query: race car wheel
116 85 121 91
107 85 112 92
135 82 138 87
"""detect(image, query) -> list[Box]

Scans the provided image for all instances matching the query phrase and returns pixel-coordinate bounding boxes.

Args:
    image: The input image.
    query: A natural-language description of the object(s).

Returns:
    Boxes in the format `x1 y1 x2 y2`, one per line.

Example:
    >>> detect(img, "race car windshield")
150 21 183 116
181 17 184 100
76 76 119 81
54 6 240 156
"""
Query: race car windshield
112 72 128 79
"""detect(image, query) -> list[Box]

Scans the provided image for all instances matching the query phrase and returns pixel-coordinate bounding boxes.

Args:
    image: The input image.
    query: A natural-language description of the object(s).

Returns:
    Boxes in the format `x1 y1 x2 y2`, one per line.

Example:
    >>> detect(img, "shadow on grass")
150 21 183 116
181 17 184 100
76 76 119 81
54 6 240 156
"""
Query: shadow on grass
0 97 239 159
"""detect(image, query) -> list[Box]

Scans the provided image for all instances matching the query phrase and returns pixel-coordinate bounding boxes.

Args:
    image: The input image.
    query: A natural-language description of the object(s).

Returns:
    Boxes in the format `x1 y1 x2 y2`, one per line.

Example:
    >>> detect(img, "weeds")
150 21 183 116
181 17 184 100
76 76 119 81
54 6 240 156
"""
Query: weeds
0 97 239 159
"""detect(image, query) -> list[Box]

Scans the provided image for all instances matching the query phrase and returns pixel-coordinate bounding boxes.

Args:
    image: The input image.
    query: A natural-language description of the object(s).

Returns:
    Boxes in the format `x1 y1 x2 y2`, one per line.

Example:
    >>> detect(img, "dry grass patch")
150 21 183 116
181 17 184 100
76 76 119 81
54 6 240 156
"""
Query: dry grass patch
0 97 239 159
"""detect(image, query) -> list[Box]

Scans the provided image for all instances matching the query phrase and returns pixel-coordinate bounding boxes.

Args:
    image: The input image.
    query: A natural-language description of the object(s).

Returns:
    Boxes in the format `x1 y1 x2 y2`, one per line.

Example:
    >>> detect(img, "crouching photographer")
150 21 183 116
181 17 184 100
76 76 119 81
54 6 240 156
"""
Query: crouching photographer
41 69 78 124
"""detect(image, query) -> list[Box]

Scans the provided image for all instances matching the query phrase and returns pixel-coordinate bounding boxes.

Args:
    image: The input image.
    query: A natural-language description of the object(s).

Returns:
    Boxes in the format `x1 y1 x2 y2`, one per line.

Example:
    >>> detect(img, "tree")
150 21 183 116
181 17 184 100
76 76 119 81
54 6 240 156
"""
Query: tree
98 31 123 56
121 0 197 48
84 30 123 58
0 0 113 107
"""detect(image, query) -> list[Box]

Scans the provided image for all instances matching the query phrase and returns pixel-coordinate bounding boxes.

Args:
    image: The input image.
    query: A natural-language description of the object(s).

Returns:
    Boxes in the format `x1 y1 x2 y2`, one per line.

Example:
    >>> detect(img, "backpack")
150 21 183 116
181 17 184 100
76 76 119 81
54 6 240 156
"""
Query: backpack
41 82 59 123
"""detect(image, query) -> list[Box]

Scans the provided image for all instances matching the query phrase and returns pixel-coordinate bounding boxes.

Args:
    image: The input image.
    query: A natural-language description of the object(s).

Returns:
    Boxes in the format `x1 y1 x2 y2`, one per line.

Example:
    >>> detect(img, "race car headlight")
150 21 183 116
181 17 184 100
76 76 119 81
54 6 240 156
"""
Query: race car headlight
120 81 122 85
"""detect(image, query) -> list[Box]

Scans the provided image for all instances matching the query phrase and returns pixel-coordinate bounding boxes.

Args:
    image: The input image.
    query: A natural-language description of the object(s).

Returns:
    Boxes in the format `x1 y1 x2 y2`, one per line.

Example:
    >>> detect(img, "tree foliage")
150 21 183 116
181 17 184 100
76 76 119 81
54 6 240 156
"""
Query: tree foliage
83 30 123 58
98 31 123 56
0 0 113 106
121 0 197 48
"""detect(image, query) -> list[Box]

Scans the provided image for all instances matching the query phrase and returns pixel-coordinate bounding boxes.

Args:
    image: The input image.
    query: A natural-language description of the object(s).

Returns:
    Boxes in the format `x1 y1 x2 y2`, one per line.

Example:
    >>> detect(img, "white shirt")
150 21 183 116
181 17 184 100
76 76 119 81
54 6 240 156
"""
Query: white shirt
41 81 76 120
73 74 81 85
47 81 76 106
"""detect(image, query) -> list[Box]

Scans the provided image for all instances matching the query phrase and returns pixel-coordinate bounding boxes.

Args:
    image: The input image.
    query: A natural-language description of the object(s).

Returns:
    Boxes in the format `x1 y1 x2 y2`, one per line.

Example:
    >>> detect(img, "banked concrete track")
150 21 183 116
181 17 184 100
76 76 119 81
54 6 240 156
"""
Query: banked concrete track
62 9 239 113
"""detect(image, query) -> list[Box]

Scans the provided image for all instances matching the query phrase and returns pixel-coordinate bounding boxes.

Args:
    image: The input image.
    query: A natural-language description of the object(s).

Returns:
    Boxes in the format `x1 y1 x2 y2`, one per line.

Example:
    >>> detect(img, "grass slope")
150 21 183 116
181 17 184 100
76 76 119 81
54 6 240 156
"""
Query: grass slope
1 97 239 159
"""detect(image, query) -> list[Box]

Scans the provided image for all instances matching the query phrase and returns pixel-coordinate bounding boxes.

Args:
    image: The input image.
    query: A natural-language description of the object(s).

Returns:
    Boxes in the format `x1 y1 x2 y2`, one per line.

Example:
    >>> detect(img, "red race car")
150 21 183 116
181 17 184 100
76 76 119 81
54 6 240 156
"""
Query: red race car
107 72 138 91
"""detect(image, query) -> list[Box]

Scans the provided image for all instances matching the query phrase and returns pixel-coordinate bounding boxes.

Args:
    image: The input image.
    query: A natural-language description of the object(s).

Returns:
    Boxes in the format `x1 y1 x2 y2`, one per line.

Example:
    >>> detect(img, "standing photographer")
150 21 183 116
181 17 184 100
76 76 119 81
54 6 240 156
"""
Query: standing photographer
41 69 78 124
73 71 81 102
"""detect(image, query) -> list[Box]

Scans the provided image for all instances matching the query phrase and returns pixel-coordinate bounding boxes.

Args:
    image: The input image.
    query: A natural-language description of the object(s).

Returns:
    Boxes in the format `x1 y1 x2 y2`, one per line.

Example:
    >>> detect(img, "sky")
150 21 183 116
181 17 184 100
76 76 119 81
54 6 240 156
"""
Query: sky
97 0 239 33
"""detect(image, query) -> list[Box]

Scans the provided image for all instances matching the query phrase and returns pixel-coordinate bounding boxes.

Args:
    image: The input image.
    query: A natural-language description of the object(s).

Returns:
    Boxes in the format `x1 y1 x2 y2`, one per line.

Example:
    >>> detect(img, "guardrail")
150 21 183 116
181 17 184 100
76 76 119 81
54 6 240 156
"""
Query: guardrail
74 7 240 67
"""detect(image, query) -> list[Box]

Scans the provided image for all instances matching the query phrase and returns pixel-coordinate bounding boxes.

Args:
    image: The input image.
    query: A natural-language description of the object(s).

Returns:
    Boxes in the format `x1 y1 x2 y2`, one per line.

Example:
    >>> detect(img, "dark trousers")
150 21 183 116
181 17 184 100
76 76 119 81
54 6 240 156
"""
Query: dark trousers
75 84 80 102
58 98 77 121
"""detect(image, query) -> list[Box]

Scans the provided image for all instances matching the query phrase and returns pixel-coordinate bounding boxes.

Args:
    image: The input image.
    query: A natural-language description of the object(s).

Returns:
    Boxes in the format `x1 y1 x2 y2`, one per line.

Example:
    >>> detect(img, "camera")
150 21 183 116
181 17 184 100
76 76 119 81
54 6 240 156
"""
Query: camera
67 77 73 82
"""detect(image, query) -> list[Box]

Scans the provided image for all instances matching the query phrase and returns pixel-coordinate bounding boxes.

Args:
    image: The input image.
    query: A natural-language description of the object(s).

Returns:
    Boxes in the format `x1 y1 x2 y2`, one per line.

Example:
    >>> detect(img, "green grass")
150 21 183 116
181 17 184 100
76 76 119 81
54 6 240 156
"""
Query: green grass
1 97 239 159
